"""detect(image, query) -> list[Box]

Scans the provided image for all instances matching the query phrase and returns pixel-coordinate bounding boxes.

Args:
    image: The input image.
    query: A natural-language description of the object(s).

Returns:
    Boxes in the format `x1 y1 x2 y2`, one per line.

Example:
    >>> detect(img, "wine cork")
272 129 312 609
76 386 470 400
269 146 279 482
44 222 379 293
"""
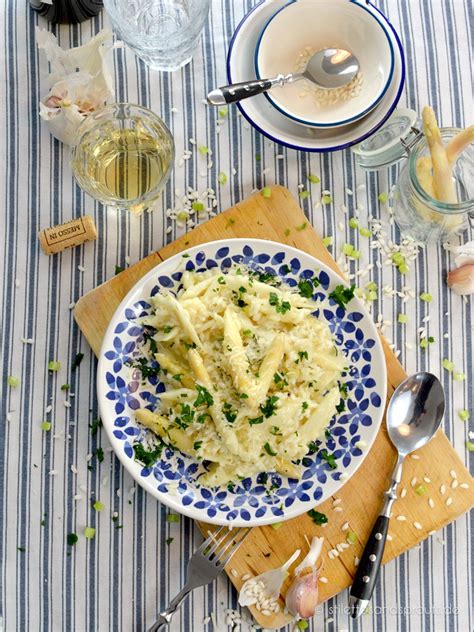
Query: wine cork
38 216 97 255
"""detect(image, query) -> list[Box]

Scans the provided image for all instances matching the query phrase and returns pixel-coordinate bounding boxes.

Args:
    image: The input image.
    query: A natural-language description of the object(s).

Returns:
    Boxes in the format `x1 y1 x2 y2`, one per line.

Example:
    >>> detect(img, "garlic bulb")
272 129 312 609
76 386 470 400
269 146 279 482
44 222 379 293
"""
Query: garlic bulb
285 537 324 619
447 263 474 295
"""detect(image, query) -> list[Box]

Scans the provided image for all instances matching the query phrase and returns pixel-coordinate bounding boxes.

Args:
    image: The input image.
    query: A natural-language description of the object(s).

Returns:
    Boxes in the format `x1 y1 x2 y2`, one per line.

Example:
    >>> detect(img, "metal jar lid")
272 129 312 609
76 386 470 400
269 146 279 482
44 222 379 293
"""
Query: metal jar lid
351 108 421 170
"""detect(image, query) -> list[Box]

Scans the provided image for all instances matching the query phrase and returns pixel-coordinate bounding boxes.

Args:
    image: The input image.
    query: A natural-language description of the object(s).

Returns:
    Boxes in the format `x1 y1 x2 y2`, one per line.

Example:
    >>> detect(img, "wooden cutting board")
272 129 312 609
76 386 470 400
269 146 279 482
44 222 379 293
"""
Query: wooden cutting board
74 186 474 629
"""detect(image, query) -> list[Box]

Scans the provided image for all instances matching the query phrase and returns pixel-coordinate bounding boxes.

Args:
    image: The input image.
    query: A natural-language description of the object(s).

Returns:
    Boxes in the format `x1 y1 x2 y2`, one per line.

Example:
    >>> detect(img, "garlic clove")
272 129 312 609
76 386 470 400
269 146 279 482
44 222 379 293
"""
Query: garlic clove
294 536 324 576
285 570 319 619
238 549 301 607
447 263 474 295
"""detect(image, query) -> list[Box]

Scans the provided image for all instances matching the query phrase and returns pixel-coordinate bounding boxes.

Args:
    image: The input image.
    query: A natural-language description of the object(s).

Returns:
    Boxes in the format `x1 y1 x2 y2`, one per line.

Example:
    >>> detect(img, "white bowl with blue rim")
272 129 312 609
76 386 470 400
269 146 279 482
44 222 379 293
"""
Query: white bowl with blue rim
227 0 405 152
255 0 395 129
97 239 387 526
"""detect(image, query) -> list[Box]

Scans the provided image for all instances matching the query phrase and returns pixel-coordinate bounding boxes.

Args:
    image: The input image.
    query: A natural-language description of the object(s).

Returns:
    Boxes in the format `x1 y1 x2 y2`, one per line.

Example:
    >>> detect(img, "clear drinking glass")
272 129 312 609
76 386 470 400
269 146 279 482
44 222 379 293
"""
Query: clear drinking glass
104 0 210 71
392 129 474 242
71 103 174 213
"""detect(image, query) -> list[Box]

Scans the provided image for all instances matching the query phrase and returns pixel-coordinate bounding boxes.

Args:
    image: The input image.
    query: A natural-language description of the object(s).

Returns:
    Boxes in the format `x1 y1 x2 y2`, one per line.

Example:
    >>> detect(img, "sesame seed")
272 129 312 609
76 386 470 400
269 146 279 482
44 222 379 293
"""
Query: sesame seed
319 576 328 583
451 479 458 489
445 497 453 506
440 484 446 495
354 556 360 566
413 522 422 530
411 454 420 460
341 522 350 531
423 477 431 483
386 534 393 541
230 569 238 578
428 498 435 508
396 515 407 521
460 483 469 489
411 477 417 487
333 506 343 513
450 469 457 479
332 498 342 506
400 488 407 498
73 494 82 501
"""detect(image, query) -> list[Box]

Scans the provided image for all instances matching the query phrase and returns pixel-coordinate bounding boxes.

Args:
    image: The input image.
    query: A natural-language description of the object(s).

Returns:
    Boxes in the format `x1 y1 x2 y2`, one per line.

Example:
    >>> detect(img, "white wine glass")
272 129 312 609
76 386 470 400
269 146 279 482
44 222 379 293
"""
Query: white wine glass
71 103 175 213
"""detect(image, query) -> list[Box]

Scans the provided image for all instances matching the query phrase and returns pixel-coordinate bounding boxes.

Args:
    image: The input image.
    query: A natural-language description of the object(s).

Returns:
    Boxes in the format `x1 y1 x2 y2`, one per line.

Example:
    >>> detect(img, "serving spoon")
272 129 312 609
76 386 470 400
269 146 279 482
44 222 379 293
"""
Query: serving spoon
207 48 359 106
349 372 445 618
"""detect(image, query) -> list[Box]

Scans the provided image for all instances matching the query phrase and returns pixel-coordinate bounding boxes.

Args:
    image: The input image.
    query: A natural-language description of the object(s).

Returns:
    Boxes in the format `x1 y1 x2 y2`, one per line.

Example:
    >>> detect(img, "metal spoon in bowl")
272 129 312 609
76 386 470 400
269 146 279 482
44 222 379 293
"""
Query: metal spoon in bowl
207 48 359 106
349 372 445 618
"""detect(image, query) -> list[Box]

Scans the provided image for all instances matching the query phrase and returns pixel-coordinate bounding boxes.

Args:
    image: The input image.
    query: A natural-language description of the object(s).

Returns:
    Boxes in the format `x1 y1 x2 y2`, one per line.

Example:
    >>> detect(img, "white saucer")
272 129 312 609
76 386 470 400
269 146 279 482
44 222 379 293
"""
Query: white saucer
227 0 405 152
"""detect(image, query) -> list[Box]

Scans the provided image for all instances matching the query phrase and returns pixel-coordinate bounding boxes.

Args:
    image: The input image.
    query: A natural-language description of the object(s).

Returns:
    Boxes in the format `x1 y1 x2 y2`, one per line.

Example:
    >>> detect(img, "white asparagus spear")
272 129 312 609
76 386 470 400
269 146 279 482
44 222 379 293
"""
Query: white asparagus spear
422 106 457 203
446 125 474 167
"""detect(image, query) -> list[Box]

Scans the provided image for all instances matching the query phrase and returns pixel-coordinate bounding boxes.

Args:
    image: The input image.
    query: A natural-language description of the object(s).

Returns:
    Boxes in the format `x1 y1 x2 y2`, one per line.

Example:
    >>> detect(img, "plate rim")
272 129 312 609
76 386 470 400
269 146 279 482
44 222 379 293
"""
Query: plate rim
97 238 388 526
226 0 406 152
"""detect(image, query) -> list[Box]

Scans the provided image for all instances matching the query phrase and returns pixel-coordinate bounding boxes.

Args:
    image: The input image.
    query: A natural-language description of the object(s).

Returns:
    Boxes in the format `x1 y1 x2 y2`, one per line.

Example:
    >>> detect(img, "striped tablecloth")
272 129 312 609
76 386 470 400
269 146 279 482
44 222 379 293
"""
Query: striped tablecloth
1 1 472 631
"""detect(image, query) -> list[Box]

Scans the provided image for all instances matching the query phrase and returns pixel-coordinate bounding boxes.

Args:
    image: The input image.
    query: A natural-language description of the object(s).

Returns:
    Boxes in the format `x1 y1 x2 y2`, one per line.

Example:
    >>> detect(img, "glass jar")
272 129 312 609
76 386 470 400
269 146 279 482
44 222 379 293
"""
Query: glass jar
352 110 474 243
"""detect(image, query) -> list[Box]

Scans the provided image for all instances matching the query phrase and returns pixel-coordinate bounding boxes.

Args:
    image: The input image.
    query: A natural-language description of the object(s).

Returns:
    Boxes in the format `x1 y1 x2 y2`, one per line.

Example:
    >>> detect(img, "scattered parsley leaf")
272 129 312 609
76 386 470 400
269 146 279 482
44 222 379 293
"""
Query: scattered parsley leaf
194 385 214 408
319 448 337 469
249 416 264 426
260 395 279 418
71 352 84 371
115 265 124 275
133 441 164 467
307 509 328 525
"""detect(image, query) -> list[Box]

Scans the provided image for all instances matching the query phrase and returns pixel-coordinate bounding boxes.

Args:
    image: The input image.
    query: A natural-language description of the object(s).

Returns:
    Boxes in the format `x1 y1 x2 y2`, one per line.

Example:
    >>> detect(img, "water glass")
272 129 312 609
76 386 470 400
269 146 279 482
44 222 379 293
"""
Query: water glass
104 0 211 71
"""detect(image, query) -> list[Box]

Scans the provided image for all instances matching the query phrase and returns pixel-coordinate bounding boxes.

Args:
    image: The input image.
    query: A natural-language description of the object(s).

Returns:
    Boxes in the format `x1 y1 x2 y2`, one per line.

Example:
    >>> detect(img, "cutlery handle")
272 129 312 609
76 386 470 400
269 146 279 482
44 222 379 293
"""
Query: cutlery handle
148 587 191 632
349 514 389 617
207 75 293 105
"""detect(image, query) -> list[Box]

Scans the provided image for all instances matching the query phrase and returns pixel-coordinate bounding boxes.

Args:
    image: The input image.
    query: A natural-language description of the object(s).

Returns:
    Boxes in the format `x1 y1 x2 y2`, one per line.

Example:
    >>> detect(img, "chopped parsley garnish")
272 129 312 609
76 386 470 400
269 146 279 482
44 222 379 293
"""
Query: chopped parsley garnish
307 509 328 525
61 383 70 391
67 533 78 546
270 426 282 436
166 514 180 523
126 357 160 379
302 401 309 412
114 265 124 275
166 537 174 545
319 448 337 469
183 341 197 350
307 441 318 454
260 395 279 418
336 400 346 413
193 441 203 451
297 279 313 298
263 442 277 456
222 402 238 423
17 547 26 553
238 393 249 399
163 325 173 334
249 416 264 425
172 374 183 382
133 441 164 467
256 271 278 284
89 418 102 436
217 276 226 285
297 351 308 362
328 284 356 309
339 382 348 397
268 292 291 314
273 372 288 388
194 385 214 408
175 403 194 428
71 352 84 371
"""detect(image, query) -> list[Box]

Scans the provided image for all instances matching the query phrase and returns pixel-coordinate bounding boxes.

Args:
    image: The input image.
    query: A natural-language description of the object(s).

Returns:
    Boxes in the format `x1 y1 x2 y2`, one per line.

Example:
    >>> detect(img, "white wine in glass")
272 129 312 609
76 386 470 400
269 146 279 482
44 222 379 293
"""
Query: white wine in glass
71 103 174 212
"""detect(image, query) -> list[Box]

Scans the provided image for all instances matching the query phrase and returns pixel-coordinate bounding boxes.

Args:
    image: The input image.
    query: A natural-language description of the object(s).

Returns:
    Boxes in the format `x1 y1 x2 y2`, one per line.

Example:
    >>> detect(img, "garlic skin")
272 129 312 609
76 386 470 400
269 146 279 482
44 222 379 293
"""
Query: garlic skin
285 570 319 618
285 537 324 619
447 263 474 295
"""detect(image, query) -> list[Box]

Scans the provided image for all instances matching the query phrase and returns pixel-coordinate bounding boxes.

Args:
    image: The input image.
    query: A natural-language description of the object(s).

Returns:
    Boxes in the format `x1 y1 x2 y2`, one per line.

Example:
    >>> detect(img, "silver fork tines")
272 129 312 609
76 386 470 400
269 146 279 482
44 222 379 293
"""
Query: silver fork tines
147 526 250 632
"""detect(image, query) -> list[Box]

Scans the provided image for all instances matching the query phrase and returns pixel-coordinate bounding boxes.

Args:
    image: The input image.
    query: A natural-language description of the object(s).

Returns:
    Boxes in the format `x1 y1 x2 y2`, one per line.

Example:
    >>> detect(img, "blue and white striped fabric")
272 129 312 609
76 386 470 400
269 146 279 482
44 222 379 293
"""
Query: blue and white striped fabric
1 1 472 631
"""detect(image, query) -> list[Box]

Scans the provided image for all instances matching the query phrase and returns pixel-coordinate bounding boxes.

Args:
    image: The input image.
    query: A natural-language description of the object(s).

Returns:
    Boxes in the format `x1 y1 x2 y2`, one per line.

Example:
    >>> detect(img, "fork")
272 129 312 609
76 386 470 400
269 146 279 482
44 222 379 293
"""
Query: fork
148 525 251 632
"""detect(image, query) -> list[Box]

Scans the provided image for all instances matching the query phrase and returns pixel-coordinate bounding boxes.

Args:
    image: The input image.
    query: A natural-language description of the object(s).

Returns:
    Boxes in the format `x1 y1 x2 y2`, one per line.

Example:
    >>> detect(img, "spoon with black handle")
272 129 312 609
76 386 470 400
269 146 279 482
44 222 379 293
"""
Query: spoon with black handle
349 372 445 618
207 48 359 106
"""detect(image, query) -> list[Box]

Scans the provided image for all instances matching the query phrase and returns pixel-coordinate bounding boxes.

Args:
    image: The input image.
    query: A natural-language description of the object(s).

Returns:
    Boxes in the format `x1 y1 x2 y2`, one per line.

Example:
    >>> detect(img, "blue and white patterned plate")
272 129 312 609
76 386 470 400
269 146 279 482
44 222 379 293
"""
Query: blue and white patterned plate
97 239 387 526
